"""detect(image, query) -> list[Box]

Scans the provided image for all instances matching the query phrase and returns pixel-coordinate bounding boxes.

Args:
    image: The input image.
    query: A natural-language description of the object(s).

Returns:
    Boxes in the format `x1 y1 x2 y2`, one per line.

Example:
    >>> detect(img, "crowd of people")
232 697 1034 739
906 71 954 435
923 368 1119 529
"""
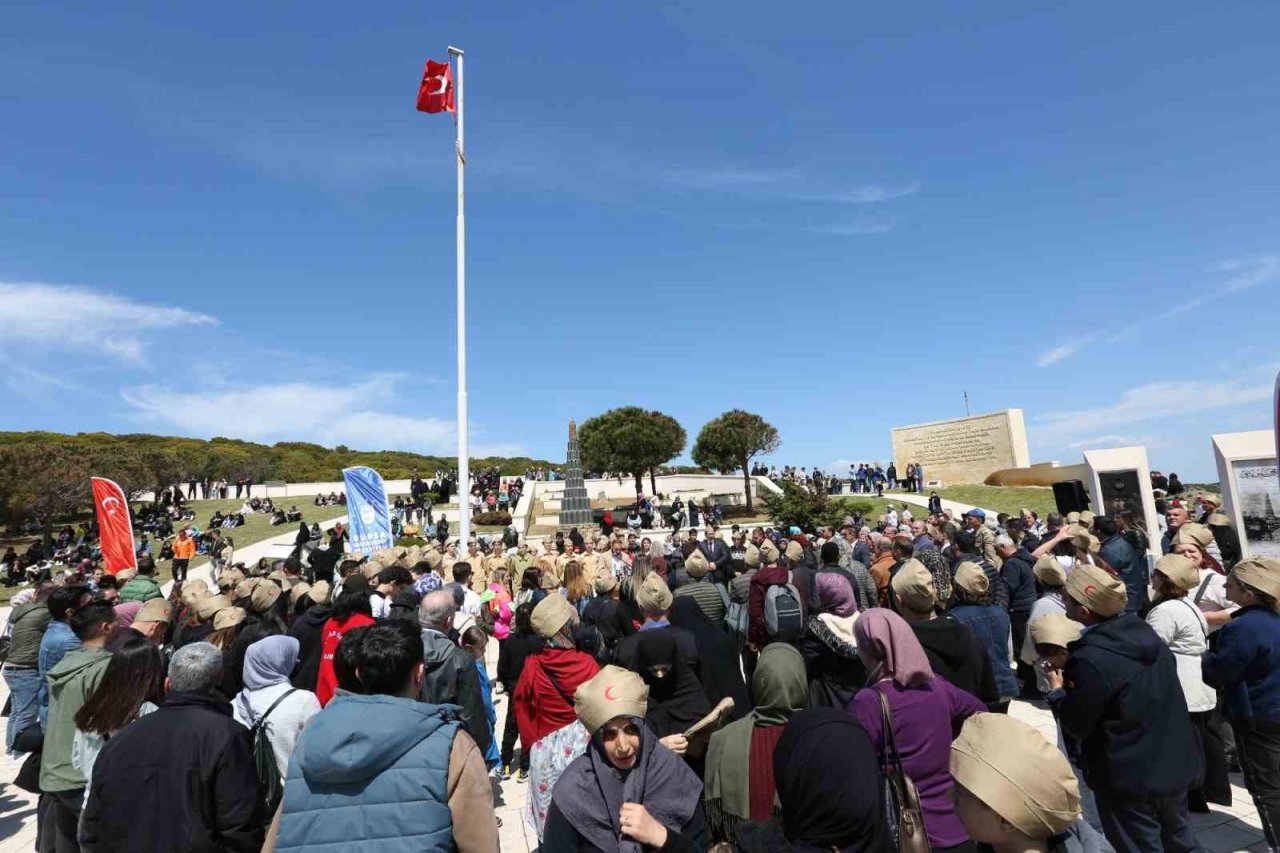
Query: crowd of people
751 462 928 496
4 479 1280 852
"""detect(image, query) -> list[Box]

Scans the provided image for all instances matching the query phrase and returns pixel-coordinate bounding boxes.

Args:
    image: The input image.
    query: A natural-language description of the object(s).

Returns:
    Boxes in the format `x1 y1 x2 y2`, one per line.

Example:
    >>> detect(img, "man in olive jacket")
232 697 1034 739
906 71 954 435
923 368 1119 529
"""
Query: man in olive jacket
40 599 116 852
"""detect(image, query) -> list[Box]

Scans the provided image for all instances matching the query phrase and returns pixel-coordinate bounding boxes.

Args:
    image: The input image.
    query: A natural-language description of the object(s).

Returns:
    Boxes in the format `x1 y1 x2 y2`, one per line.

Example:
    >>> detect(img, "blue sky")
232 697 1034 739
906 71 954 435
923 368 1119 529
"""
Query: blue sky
2 2 1278 480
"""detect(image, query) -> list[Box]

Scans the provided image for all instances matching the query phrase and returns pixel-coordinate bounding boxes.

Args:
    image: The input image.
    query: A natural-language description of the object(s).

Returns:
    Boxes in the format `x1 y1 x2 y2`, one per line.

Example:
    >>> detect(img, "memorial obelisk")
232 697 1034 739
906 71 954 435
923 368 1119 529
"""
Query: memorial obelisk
557 421 594 537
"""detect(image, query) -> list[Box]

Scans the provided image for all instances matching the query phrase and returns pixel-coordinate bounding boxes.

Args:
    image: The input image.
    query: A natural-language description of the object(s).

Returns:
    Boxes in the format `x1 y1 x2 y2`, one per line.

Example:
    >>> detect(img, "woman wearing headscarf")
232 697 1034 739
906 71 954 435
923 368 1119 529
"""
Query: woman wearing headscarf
668 597 749 722
798 574 865 709
732 708 891 853
849 609 986 852
232 635 321 781
634 629 712 742
542 665 709 853
704 643 809 842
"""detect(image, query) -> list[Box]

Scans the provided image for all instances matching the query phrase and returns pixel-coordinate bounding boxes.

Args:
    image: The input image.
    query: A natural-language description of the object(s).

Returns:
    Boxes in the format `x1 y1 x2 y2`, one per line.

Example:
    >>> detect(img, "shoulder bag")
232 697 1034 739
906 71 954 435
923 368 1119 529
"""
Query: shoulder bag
877 690 931 853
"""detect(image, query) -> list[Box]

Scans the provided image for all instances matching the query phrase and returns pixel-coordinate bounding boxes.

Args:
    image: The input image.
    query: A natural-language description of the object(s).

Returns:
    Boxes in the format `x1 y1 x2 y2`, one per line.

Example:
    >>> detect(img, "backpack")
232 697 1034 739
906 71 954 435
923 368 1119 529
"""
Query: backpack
763 571 804 643
248 688 297 824
724 599 749 646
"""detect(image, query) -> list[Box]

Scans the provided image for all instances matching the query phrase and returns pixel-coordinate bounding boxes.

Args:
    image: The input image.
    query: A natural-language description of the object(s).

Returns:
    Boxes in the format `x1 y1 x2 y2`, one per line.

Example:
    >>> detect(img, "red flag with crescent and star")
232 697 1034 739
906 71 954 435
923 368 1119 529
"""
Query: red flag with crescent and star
91 477 136 575
416 59 455 114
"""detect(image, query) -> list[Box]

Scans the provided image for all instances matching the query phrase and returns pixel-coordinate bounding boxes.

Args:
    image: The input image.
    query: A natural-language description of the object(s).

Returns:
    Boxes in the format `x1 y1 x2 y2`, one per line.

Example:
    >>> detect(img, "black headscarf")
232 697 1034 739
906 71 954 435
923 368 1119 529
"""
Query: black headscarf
552 718 701 853
634 629 711 737
668 596 749 721
773 708 889 852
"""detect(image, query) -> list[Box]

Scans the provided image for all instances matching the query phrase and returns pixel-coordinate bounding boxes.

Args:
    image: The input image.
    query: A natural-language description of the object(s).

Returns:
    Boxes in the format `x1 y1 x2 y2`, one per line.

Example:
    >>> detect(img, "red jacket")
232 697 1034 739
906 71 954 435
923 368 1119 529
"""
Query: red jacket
748 565 812 648
315 613 376 706
514 648 599 747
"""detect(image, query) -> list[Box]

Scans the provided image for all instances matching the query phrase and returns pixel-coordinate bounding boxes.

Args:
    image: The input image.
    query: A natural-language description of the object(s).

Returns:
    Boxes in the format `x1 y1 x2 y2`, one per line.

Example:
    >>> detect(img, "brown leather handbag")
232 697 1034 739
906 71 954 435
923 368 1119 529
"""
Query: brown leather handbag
877 691 932 852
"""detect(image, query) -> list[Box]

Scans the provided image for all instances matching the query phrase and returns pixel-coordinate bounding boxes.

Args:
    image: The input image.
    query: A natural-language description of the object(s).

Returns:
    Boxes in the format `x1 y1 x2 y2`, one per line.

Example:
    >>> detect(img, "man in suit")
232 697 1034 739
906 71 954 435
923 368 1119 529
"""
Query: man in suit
699 525 733 586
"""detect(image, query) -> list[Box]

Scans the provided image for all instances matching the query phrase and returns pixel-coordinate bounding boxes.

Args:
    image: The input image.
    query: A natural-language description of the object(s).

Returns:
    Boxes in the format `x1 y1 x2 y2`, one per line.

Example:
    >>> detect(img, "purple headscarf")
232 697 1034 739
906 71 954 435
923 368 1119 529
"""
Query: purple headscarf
853 609 933 688
814 573 856 618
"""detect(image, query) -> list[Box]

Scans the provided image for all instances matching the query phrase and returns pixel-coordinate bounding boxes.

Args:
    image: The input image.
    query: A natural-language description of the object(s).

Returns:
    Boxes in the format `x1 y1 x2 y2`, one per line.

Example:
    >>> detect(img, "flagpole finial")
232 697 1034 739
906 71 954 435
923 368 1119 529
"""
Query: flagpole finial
448 45 464 56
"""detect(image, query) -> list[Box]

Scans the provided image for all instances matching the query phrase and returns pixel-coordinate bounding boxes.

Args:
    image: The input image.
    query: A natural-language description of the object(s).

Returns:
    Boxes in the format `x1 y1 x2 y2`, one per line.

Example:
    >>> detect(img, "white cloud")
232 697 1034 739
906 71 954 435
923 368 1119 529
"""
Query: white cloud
1218 255 1279 294
662 168 800 190
121 376 459 454
1036 379 1272 445
662 170 919 206
1065 434 1158 450
0 282 217 364
811 221 894 236
824 181 921 204
1036 253 1280 367
1036 335 1096 367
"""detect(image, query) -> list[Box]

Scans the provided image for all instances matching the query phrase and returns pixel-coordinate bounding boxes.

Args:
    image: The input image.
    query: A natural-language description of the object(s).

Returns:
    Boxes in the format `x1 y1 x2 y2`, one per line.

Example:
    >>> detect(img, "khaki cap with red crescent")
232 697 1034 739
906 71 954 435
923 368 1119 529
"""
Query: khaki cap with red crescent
574 665 648 735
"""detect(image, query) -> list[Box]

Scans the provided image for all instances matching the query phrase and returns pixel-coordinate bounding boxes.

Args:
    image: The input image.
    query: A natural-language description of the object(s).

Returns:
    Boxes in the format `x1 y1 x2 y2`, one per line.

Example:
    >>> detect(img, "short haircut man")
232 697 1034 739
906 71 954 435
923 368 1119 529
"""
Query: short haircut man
354 620 425 696
168 642 223 692
48 585 91 622
420 589 457 631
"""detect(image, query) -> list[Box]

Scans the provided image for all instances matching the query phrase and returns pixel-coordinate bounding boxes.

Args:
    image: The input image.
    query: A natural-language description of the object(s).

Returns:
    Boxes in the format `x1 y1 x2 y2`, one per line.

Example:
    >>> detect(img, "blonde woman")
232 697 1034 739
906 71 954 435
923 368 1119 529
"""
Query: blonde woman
562 560 593 616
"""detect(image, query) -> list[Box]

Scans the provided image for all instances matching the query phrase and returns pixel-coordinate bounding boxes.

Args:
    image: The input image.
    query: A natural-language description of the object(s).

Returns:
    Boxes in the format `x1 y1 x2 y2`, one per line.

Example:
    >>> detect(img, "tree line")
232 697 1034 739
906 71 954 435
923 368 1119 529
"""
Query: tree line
0 431 555 543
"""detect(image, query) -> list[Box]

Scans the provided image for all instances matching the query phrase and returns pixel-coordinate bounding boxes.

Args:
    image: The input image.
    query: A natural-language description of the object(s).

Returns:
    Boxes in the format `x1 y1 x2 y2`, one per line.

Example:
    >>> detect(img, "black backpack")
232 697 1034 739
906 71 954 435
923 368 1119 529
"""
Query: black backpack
247 689 297 823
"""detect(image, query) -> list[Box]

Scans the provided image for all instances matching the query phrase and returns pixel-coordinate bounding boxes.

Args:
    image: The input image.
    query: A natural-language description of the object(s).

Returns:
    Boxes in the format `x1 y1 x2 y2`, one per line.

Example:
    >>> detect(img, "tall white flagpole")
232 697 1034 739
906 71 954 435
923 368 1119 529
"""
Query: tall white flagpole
449 45 469 546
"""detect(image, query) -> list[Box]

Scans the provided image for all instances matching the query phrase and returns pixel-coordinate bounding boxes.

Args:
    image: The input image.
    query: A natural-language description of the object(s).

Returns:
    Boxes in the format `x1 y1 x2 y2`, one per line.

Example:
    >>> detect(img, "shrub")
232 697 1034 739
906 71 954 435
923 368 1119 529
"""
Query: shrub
472 511 512 526
719 505 758 520
761 481 849 532
396 536 429 547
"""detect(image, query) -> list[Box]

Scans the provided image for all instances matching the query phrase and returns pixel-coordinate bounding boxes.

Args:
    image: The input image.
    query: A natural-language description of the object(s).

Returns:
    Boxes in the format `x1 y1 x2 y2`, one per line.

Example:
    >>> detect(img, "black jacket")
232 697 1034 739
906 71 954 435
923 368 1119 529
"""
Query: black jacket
288 605 332 692
80 691 262 853
1051 614 1200 799
909 616 998 708
581 596 626 657
1001 547 1037 614
542 799 709 853
799 616 867 710
497 631 543 691
700 539 733 586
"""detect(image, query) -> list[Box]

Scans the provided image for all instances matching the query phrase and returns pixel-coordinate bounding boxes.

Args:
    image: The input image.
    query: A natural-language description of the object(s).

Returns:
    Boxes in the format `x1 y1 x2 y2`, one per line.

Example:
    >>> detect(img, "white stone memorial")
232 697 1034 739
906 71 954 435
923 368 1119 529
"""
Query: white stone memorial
1082 446 1160 559
891 409 1030 486
1213 430 1279 559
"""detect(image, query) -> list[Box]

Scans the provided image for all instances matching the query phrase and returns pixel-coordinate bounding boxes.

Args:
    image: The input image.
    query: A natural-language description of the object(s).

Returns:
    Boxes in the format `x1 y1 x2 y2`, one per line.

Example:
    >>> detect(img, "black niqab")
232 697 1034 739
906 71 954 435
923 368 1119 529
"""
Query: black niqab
633 629 711 737
668 596 749 721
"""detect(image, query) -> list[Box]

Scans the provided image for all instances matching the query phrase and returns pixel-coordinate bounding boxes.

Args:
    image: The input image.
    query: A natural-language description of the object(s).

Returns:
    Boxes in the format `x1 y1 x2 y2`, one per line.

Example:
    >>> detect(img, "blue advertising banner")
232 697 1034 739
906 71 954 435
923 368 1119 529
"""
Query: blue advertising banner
342 466 394 555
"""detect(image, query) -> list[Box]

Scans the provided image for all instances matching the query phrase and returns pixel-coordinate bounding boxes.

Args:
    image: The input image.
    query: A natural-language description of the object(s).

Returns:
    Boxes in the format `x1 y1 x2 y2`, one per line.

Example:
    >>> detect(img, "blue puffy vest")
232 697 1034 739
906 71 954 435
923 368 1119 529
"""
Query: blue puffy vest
275 694 461 852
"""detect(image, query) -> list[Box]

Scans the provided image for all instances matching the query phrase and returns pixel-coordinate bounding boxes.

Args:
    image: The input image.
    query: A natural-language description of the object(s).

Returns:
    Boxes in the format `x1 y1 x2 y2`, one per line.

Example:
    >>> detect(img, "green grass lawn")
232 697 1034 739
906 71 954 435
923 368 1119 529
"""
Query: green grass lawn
159 500 351 582
919 485 1059 519
833 484 1060 521
0 500 351 603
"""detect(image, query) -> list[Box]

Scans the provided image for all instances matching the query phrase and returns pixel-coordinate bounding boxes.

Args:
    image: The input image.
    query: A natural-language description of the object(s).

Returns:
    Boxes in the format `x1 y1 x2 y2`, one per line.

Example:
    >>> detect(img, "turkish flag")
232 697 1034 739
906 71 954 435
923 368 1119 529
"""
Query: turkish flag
91 477 136 575
416 59 455 114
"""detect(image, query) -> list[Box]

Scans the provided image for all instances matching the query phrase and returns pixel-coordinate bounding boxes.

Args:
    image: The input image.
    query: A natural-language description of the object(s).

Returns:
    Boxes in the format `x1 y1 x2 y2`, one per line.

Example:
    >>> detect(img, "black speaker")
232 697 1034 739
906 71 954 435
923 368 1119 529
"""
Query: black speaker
1052 480 1091 514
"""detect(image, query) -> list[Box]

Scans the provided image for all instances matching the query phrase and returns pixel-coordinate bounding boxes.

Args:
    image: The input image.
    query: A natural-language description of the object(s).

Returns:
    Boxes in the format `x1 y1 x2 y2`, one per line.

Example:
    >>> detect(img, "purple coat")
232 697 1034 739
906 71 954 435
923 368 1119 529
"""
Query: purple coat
849 678 986 848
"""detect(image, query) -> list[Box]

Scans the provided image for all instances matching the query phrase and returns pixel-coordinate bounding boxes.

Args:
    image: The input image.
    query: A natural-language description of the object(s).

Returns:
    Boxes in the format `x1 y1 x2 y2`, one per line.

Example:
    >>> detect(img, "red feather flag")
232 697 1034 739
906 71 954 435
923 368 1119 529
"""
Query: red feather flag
416 59 455 114
91 477 136 575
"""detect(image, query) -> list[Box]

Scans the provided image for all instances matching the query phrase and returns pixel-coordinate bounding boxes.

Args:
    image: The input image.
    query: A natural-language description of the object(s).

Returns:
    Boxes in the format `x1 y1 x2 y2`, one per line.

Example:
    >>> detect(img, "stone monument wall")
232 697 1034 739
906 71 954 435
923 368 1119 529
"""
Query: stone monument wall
891 409 1029 486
